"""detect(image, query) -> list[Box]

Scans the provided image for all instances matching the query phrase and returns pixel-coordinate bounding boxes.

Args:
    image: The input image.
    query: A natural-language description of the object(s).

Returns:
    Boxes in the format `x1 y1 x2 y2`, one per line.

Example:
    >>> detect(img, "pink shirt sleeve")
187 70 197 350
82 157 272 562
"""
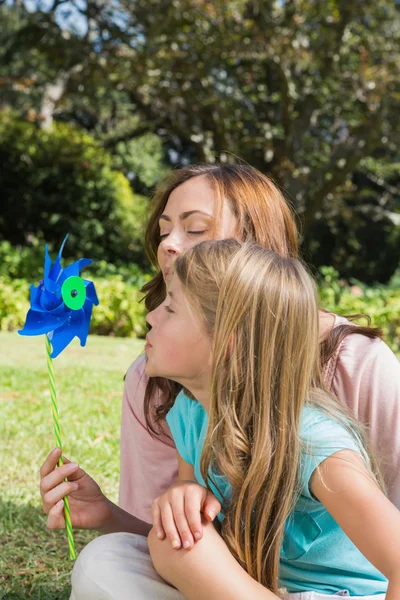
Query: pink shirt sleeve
327 328 400 508
119 354 178 523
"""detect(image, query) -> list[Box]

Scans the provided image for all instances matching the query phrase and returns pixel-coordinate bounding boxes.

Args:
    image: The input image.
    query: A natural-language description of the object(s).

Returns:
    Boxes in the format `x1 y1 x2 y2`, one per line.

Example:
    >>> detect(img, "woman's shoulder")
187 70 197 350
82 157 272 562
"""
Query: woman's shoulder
125 352 147 382
327 313 400 389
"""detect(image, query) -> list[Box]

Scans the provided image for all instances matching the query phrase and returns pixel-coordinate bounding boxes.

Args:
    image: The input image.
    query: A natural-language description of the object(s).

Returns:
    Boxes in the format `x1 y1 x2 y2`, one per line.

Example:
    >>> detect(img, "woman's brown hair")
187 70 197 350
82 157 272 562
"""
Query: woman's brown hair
140 163 381 436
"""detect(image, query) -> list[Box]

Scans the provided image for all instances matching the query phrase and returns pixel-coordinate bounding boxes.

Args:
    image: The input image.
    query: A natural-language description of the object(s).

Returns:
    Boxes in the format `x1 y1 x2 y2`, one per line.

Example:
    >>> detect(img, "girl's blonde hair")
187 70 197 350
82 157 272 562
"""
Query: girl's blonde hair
175 239 384 595
141 164 381 437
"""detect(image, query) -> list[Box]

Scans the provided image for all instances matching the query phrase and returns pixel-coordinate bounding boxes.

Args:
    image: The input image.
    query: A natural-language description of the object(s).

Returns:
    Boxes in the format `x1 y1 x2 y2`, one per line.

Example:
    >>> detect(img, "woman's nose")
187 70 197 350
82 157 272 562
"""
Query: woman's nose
160 233 183 256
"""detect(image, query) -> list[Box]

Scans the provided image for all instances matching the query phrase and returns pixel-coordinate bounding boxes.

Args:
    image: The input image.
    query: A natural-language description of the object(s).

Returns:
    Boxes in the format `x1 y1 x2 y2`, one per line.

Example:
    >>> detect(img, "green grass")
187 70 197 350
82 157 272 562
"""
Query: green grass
0 332 144 600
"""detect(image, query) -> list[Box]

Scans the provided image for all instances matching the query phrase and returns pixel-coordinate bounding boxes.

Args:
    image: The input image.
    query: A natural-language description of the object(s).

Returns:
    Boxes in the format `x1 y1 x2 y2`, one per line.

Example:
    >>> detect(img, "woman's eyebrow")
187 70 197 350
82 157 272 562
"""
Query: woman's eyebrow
159 210 213 222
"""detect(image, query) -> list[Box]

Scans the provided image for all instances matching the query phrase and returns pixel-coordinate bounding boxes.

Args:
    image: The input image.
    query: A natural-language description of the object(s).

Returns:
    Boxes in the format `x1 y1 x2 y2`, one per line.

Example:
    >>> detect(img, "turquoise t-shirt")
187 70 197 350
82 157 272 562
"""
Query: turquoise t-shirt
166 391 388 596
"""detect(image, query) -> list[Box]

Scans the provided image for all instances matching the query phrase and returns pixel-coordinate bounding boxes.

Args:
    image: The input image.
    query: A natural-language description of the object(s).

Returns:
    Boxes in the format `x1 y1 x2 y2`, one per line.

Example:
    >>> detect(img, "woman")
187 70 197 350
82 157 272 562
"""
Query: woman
39 164 400 599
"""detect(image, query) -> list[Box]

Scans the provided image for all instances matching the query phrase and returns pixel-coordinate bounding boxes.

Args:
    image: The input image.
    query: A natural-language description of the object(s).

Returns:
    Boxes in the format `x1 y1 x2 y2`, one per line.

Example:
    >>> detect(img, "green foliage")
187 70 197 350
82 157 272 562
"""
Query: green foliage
90 277 148 338
1 1 400 283
306 153 400 283
0 277 30 333
0 240 153 287
0 240 44 280
318 267 400 353
0 111 149 267
112 133 170 190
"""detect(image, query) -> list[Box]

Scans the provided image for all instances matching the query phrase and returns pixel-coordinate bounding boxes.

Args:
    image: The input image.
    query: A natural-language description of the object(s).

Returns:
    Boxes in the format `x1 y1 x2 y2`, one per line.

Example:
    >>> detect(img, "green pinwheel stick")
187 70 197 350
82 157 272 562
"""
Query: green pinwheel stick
19 235 99 560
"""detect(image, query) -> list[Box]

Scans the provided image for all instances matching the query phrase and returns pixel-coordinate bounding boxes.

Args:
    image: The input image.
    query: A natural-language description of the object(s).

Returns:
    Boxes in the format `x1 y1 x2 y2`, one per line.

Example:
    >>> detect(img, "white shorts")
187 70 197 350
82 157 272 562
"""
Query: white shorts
70 533 385 600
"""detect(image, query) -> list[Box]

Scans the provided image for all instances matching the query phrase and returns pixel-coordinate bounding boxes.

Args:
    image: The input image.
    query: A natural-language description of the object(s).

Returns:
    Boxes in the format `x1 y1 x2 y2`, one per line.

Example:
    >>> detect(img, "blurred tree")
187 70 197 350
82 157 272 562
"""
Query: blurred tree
1 0 399 280
308 151 400 284
0 110 149 266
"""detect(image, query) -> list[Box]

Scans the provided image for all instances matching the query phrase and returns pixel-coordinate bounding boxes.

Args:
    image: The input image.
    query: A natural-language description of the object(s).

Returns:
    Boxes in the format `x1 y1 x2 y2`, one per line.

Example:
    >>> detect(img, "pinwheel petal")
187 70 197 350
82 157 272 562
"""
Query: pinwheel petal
49 235 69 283
60 258 92 283
77 302 93 345
84 280 99 306
49 319 81 359
18 309 69 336
44 244 52 280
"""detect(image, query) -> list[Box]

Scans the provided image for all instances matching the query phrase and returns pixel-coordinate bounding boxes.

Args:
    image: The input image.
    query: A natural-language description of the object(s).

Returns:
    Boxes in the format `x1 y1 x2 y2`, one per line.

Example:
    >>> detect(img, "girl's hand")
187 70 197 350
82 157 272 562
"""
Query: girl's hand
151 481 221 551
40 447 112 531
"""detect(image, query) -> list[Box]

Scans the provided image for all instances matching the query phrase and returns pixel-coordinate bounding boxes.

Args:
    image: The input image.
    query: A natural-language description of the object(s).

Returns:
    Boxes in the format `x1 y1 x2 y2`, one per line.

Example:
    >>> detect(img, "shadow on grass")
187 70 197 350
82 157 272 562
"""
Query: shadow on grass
0 499 96 600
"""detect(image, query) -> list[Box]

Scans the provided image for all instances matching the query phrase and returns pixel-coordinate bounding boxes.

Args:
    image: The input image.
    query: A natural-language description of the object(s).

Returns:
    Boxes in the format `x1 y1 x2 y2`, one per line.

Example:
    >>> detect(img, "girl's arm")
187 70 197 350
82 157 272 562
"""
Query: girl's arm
311 449 400 599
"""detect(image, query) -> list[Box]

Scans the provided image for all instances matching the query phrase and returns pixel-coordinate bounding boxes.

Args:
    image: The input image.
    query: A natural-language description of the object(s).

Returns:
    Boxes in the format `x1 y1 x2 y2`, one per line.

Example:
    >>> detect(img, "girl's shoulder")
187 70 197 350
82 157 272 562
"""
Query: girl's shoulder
167 390 205 428
300 404 356 442
166 391 206 465
299 404 363 499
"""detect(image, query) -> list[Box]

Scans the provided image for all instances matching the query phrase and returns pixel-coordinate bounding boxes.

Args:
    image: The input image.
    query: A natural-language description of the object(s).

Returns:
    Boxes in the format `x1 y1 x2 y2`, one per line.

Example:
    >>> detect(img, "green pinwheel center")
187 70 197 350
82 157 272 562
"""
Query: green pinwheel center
61 276 86 310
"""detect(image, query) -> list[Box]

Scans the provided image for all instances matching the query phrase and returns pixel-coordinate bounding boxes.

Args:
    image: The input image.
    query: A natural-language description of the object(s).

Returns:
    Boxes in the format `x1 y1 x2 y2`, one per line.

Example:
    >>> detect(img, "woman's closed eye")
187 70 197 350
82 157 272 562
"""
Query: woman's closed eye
164 305 175 314
159 230 208 240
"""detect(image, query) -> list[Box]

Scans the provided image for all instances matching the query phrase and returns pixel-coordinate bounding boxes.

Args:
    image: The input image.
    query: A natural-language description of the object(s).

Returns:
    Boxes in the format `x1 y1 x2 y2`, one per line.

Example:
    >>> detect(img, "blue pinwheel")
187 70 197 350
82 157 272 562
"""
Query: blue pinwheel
19 235 99 358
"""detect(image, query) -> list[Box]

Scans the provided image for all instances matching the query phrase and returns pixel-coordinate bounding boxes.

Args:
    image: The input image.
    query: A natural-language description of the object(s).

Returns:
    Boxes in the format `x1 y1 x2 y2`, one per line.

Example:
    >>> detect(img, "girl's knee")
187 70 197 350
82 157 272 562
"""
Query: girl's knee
148 520 220 583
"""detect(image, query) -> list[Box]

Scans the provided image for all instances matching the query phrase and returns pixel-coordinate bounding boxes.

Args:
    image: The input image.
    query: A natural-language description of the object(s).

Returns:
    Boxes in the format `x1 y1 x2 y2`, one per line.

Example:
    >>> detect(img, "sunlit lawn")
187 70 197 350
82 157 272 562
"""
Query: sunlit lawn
0 332 144 599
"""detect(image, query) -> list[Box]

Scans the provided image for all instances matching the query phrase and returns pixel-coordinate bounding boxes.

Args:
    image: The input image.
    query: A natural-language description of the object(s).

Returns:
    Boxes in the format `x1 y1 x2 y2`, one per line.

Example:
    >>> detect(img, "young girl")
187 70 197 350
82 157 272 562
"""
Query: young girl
145 239 399 600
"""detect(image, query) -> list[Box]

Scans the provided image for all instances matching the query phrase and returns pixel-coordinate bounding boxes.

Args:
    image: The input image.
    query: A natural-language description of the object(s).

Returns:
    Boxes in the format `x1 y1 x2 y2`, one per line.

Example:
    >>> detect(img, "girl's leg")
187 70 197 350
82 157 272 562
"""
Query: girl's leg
70 532 184 600
148 519 281 600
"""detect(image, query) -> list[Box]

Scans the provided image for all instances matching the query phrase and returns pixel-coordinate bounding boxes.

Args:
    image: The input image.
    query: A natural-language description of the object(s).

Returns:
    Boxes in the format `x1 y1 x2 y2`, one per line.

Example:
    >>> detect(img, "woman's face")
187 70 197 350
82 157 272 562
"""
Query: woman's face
145 274 212 394
157 175 237 285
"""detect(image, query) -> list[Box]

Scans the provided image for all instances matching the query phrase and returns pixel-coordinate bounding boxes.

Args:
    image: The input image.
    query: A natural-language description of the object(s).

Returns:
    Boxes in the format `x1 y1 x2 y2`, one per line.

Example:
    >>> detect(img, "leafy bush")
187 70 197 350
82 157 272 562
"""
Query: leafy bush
0 276 30 332
0 111 150 267
0 240 45 280
319 267 400 354
90 277 148 338
0 240 153 288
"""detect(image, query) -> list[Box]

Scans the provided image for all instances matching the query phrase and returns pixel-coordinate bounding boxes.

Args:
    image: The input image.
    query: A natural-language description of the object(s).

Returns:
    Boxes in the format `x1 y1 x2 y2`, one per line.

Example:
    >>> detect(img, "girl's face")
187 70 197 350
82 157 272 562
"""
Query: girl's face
157 175 237 285
145 274 213 397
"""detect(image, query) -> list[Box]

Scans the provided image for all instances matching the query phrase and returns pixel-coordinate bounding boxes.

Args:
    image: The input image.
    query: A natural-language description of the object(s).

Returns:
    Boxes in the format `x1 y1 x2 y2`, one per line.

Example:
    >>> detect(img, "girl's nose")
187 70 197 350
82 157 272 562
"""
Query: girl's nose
146 308 156 328
146 302 164 328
